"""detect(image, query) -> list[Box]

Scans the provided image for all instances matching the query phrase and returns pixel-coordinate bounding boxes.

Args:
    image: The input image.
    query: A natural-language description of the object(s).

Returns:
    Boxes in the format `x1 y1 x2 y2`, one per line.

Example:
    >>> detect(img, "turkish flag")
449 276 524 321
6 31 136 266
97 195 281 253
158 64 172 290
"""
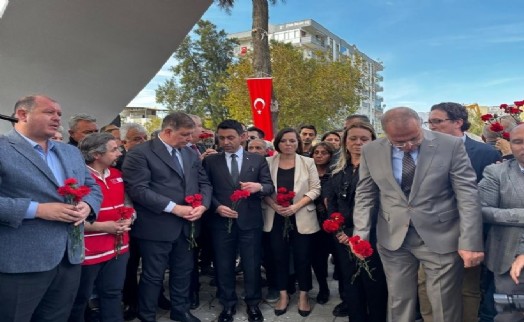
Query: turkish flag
246 77 273 140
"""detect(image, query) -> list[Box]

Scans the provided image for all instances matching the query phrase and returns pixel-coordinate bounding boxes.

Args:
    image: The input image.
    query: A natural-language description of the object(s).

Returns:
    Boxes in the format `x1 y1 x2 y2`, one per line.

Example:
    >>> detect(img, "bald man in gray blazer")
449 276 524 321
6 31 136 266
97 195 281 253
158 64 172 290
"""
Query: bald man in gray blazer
352 107 484 322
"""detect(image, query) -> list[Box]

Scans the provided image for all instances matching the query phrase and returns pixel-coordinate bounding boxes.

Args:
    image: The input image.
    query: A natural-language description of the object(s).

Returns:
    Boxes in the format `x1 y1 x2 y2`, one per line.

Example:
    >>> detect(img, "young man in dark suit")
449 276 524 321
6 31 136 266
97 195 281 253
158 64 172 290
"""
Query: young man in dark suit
0 95 102 321
202 119 274 322
123 112 212 322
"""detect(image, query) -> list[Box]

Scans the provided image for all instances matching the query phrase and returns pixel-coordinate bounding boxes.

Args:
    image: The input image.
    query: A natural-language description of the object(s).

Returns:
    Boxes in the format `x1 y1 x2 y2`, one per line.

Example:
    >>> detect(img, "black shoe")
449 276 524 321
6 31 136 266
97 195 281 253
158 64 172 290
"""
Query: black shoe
332 301 349 317
316 289 330 305
157 293 171 310
274 296 289 316
246 305 263 322
190 292 200 310
218 307 236 322
298 298 311 317
123 305 138 321
170 311 200 322
298 308 311 317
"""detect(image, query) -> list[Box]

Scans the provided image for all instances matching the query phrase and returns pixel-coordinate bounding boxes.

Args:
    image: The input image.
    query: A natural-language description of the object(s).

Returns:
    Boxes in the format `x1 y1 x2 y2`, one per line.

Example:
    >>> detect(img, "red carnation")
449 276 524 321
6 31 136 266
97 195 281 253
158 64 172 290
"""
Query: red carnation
353 239 374 258
276 187 295 207
322 220 341 234
500 103 508 109
515 100 524 107
329 212 345 225
64 178 78 185
502 132 510 140
480 114 493 122
490 122 504 132
510 108 522 115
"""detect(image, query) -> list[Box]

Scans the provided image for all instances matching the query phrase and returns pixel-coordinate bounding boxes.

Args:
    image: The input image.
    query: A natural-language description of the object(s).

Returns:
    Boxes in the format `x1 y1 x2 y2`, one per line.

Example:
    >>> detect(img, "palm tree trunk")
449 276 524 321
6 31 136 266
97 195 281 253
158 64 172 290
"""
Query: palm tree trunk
252 0 278 132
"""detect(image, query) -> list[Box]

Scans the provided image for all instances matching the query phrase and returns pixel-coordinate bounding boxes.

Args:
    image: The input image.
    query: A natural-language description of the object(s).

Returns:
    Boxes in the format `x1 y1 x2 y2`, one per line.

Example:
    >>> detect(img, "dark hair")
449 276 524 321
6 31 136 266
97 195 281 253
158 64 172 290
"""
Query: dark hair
299 124 317 135
430 102 471 132
321 131 341 142
78 133 117 164
273 128 303 154
247 126 265 139
217 119 244 136
311 141 335 157
161 112 195 130
346 114 370 123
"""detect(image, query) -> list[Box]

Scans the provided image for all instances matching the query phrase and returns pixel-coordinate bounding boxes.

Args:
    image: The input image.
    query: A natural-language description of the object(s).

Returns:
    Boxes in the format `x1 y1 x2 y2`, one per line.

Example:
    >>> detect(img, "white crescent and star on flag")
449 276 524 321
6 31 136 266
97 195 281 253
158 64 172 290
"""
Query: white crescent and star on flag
253 98 266 115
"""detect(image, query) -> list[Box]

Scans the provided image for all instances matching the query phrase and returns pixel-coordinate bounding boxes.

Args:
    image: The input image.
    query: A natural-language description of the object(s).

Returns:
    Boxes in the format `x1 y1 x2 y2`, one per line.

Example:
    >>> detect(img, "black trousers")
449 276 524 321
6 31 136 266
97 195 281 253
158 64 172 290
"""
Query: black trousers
122 236 140 308
333 239 388 322
137 237 193 322
0 254 81 322
269 215 313 292
311 230 332 291
211 219 262 309
68 252 129 322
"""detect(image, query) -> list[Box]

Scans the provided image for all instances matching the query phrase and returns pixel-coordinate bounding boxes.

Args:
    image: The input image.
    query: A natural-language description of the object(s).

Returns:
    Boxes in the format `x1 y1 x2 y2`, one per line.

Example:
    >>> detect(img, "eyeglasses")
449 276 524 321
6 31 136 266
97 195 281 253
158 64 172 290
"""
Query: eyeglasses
425 118 453 125
388 136 423 149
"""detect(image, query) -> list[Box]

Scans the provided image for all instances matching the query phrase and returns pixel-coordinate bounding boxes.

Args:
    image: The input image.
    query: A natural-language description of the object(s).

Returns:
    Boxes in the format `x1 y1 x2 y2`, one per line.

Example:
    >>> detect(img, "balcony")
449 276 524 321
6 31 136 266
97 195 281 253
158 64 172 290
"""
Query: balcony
374 84 384 92
300 36 325 50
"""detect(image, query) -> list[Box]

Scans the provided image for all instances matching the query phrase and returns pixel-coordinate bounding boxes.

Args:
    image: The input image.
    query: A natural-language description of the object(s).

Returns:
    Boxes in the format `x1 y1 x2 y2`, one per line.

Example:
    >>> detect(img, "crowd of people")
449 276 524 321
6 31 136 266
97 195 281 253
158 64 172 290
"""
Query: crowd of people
1 94 524 322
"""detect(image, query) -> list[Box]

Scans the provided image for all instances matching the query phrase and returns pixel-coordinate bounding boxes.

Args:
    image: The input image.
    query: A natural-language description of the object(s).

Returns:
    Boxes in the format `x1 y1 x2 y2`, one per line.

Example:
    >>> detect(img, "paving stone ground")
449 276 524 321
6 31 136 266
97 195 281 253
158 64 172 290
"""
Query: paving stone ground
132 259 347 322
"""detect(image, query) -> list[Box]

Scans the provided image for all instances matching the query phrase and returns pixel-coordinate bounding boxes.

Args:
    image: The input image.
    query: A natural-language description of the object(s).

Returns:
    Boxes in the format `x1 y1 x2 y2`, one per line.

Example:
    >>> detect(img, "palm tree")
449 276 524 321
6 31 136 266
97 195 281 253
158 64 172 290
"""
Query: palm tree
217 0 281 130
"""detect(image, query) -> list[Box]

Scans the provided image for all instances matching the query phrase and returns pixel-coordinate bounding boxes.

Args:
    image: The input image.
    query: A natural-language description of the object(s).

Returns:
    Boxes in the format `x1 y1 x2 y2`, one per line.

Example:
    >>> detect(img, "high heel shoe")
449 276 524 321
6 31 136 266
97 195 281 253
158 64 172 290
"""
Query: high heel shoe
298 298 311 317
274 296 289 316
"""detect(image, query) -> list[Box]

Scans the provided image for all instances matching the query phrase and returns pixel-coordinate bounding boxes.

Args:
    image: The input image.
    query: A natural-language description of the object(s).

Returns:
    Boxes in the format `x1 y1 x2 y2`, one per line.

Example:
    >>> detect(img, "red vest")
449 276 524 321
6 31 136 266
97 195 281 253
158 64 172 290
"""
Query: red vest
84 167 129 265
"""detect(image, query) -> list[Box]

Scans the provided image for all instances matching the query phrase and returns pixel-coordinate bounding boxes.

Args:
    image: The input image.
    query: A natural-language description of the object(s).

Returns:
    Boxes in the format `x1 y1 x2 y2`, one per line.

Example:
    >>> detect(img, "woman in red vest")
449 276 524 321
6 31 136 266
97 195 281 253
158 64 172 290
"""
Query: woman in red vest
69 133 134 322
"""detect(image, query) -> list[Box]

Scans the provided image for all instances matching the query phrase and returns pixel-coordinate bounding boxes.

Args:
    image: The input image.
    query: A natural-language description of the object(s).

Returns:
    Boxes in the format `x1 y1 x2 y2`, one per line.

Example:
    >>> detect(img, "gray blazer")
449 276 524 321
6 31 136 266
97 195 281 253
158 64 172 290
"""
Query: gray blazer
0 129 102 273
353 129 483 254
479 160 524 274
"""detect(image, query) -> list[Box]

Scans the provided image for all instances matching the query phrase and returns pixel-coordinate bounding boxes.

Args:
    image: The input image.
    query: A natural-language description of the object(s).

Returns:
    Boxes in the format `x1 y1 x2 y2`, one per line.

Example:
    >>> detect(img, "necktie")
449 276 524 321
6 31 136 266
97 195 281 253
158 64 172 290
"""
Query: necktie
401 152 415 197
173 149 184 175
230 154 239 185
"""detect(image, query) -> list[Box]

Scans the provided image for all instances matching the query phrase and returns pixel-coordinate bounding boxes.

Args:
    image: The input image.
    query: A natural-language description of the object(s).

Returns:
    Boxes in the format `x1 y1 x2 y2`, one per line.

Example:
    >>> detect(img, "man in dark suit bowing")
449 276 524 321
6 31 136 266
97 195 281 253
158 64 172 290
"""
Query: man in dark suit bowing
122 112 212 322
202 119 274 322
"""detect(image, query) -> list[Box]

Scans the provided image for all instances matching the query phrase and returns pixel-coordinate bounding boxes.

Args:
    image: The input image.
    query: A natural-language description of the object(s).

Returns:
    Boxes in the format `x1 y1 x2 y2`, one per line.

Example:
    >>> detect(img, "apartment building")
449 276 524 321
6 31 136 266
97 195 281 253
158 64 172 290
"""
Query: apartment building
229 18 384 131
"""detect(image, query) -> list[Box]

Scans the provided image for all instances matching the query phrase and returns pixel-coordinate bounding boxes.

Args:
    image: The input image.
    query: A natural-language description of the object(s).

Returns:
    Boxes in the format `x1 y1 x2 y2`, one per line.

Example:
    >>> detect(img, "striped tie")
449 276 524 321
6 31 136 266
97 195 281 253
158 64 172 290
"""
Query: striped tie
401 152 415 197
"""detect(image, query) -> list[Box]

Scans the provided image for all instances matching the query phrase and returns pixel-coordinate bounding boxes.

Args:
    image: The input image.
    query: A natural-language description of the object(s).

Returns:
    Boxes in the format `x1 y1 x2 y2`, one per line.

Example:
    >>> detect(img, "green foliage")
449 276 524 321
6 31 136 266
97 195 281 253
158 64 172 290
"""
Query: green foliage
143 117 162 135
223 42 364 132
155 20 238 127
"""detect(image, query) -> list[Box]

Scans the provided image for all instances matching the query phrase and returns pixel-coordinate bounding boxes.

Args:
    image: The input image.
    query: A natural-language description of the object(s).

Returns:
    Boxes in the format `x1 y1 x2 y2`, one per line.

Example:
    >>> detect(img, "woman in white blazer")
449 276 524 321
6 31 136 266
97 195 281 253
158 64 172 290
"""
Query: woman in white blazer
263 128 321 317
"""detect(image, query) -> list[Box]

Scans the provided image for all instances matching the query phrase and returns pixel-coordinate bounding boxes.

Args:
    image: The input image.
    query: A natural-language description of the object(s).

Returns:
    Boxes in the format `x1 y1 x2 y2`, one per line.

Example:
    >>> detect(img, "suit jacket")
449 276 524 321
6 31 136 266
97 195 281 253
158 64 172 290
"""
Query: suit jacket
263 153 321 234
202 150 274 230
122 138 212 242
353 129 483 254
0 129 102 273
464 136 501 182
479 160 524 274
